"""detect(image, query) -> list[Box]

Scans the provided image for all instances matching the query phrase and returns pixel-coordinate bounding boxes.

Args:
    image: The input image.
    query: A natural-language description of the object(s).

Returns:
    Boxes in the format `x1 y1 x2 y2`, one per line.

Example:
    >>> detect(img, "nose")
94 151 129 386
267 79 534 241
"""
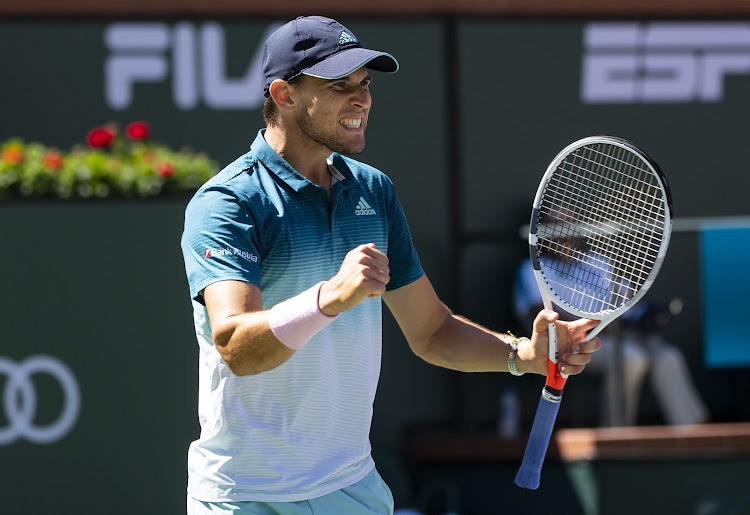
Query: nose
352 86 371 109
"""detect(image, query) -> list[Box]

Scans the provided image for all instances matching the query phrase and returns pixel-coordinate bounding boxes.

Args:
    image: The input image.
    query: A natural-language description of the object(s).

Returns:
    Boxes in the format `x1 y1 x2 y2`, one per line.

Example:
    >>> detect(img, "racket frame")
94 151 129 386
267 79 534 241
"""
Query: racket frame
530 136 672 388
529 136 673 337
515 136 673 490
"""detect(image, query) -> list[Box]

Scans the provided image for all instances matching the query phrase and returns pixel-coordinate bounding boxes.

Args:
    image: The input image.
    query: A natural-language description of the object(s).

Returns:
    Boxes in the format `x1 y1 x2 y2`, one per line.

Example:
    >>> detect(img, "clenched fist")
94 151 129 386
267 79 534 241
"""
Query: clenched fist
318 243 390 316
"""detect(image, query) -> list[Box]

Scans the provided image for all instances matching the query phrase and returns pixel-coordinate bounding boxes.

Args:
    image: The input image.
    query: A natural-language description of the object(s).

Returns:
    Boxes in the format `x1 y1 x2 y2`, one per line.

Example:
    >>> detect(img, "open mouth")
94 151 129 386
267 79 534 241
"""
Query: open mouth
340 118 362 129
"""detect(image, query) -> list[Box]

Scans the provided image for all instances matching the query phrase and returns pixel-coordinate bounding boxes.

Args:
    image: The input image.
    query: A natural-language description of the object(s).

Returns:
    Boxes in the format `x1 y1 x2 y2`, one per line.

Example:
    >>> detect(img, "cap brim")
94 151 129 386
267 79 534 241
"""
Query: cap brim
302 48 399 80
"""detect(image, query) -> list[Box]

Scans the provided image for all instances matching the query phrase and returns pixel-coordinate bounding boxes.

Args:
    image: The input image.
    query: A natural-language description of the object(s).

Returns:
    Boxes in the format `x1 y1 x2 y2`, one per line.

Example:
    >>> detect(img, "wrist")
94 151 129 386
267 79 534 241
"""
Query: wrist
506 332 529 377
317 280 342 317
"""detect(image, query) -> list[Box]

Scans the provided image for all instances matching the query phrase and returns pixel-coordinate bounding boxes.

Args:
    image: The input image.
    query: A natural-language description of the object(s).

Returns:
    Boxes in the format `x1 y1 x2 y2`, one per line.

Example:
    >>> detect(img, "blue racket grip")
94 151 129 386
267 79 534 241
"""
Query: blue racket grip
514 388 562 490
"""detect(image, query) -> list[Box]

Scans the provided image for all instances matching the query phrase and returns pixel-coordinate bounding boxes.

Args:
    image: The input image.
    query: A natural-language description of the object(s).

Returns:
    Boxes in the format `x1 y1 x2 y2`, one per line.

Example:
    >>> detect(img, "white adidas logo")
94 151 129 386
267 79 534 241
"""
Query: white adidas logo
355 197 376 216
339 31 357 45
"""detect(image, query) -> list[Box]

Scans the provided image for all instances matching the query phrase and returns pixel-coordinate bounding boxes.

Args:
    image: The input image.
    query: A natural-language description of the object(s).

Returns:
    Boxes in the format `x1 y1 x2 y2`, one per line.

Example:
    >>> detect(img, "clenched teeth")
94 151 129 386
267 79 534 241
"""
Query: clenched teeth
340 118 362 129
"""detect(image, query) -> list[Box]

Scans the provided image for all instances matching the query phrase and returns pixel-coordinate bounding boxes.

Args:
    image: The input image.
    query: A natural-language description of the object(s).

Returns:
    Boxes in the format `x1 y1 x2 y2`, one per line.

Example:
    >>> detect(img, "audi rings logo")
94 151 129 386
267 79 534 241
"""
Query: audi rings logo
0 355 81 445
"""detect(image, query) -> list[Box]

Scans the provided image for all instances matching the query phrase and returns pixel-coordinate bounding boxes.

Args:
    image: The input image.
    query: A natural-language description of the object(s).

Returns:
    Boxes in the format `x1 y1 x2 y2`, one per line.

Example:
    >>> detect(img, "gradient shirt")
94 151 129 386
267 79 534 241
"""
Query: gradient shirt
180 129 424 502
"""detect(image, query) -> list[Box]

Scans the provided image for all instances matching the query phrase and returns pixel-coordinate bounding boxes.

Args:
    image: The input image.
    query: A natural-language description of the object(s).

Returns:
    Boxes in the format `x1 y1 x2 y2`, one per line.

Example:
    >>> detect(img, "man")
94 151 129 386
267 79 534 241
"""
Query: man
181 15 602 514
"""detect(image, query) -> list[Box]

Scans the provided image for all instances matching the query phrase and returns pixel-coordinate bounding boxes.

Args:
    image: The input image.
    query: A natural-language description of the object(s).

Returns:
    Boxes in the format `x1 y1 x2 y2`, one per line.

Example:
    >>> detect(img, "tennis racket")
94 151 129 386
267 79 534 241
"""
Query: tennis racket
514 136 673 490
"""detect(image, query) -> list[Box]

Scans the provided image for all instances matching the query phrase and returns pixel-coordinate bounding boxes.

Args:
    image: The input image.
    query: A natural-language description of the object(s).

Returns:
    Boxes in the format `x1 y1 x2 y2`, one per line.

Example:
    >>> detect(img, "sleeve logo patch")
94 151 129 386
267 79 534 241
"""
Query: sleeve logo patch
203 247 259 263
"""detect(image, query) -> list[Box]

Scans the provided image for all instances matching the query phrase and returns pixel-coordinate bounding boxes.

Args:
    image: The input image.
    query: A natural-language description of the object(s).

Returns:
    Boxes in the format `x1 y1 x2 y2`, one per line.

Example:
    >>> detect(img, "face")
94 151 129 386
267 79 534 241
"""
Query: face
292 67 372 155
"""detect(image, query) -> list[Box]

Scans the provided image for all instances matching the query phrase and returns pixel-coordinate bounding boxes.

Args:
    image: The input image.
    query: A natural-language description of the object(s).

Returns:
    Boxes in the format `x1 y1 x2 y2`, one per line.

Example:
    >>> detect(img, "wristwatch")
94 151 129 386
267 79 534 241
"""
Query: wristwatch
507 335 528 377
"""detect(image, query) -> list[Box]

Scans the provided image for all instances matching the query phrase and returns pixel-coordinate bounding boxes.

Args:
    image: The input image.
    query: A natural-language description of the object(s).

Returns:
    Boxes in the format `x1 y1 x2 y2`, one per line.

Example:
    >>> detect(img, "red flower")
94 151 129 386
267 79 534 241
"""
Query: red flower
126 121 150 140
42 151 64 170
156 161 175 177
1 146 24 164
86 126 115 148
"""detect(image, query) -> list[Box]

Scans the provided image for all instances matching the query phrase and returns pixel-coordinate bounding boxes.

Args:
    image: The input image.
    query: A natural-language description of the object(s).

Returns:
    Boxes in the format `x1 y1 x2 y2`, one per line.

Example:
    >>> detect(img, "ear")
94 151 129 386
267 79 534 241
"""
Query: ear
269 79 295 112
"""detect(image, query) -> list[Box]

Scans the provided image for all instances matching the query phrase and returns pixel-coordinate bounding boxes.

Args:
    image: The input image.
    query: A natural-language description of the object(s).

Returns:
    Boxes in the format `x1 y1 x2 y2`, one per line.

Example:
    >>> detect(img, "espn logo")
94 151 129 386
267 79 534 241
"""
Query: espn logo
582 22 750 103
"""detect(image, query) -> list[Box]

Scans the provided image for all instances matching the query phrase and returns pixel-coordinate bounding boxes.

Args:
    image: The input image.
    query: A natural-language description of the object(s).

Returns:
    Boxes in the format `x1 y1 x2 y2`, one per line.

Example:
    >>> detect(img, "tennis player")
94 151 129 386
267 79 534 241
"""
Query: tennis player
181 15 602 514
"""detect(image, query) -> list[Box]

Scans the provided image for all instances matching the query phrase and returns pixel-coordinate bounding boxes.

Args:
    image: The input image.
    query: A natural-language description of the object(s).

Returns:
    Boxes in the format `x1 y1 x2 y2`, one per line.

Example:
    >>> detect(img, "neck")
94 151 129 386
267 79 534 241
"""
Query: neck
264 125 331 190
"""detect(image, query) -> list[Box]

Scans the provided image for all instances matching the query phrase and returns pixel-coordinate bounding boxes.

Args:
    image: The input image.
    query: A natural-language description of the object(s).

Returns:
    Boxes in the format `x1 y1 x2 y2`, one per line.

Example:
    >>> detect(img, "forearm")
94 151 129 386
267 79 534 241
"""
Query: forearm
387 276 599 377
385 275 542 375
416 313 521 373
212 281 339 376
213 310 295 376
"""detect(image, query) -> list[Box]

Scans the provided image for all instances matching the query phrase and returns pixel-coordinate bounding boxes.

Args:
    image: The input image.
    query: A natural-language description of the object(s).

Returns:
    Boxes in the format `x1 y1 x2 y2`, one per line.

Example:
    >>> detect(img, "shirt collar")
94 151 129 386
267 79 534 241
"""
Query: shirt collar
250 129 351 192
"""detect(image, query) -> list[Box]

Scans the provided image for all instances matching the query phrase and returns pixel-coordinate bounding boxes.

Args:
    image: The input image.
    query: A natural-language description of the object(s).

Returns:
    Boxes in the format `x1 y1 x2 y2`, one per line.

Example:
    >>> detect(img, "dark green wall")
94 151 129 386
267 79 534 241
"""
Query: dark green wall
0 200 197 512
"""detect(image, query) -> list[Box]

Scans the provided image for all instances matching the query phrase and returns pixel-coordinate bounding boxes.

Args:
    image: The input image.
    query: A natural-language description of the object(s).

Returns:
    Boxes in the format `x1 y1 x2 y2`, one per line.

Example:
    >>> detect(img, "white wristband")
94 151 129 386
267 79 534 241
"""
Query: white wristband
269 282 339 350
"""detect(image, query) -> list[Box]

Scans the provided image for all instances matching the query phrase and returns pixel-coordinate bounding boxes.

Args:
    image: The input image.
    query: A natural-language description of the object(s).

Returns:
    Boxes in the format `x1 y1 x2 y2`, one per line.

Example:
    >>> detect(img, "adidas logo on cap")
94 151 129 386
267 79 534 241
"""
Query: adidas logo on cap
339 31 357 45
355 197 376 216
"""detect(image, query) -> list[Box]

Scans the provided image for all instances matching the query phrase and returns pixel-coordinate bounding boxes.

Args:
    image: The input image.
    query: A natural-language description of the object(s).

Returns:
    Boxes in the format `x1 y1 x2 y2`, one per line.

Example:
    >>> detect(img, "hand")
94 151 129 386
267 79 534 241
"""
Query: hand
519 309 602 376
319 243 390 316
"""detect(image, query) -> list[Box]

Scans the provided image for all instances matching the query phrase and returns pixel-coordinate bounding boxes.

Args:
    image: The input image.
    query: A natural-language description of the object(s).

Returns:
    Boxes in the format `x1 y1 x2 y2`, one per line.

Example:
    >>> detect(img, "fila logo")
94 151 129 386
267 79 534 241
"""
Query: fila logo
581 22 750 104
355 197 376 216
339 31 357 45
104 21 282 111
203 247 259 262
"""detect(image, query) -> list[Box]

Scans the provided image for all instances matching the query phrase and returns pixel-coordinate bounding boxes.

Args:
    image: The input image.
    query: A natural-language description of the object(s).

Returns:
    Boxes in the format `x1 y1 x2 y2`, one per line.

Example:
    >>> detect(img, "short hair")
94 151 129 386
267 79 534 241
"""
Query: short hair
263 96 278 127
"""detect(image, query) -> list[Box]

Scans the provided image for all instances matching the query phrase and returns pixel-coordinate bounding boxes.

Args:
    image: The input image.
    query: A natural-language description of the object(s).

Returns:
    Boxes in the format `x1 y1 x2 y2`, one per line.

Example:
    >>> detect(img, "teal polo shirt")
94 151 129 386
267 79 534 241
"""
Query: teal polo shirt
180 129 424 502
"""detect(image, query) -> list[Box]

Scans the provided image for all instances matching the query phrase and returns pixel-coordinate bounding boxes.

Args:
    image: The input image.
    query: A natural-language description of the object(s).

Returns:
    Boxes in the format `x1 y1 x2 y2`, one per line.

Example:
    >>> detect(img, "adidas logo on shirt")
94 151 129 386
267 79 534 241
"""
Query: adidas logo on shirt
339 31 357 45
355 197 376 216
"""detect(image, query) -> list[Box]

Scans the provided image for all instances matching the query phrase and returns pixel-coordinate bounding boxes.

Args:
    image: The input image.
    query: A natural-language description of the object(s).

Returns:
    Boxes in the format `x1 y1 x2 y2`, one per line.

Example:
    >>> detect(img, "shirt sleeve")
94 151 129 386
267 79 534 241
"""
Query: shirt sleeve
181 184 262 303
385 186 424 291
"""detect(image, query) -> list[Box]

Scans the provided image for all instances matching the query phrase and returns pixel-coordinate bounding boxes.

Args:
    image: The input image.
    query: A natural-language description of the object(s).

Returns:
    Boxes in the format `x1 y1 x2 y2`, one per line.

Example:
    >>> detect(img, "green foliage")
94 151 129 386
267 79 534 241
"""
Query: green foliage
0 122 219 199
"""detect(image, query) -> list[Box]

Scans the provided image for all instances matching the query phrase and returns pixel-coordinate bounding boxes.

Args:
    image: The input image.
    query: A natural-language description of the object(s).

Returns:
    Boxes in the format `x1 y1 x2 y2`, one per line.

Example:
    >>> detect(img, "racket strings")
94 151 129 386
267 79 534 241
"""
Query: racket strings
536 142 667 315
540 179 664 256
539 197 662 289
545 152 666 239
538 206 663 266
552 148 664 281
543 238 637 296
578 147 664 230
540 243 633 313
553 146 665 248
542 242 635 310
580 144 665 290
557 159 664 215
589 148 653 299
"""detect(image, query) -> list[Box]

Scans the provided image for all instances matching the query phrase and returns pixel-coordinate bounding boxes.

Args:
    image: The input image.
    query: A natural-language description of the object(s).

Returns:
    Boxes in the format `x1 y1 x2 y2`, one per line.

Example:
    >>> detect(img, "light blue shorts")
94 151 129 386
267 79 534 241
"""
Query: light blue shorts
187 467 394 515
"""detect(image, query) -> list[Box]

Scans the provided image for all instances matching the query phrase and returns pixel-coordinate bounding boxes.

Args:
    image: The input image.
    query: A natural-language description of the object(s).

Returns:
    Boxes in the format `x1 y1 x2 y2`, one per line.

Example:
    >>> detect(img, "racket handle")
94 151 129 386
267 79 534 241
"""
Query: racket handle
548 322 569 380
514 387 562 490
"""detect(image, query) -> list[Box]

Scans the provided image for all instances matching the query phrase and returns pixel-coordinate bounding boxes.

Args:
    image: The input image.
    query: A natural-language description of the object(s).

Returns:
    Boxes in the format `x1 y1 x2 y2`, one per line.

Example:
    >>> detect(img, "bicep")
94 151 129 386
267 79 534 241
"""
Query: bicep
382 275 451 354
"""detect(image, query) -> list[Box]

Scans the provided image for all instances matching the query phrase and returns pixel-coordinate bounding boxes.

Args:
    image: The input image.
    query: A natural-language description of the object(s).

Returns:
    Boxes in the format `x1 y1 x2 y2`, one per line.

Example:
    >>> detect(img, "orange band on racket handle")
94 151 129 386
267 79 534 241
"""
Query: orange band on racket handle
545 360 567 391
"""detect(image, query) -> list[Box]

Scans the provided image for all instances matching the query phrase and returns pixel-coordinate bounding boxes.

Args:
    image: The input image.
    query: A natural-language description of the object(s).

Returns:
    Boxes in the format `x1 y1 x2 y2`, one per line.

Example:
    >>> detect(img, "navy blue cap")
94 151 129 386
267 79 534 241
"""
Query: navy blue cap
262 16 399 97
